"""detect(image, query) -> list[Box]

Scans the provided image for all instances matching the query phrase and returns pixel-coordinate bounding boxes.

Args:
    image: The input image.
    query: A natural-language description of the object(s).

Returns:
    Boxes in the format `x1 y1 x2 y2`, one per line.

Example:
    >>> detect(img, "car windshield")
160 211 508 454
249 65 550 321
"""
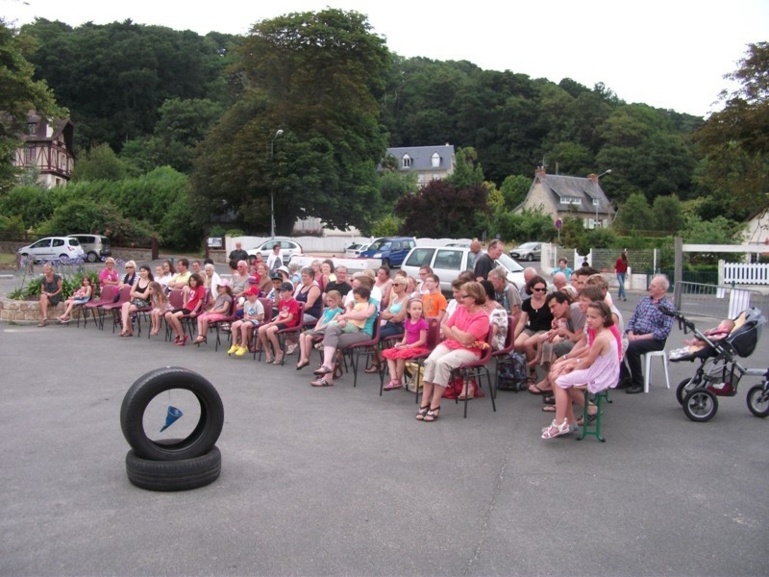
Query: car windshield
496 253 524 273
518 242 538 250
368 239 386 251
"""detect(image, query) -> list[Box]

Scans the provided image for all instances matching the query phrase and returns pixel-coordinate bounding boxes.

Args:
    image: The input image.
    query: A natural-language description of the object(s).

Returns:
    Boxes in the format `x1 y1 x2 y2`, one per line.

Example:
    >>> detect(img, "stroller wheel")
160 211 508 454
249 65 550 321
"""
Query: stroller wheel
676 378 699 406
746 384 769 418
683 389 718 422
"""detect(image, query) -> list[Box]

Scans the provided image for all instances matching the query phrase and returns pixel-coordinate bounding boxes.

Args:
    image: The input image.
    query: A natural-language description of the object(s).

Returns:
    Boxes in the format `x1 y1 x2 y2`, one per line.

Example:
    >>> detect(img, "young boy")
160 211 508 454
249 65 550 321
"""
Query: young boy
420 274 447 321
328 287 369 333
228 286 264 356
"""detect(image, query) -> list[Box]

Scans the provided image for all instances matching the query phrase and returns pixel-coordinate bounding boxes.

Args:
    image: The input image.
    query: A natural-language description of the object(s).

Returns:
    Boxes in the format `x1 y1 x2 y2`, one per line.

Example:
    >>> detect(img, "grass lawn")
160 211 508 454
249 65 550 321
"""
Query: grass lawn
0 253 17 267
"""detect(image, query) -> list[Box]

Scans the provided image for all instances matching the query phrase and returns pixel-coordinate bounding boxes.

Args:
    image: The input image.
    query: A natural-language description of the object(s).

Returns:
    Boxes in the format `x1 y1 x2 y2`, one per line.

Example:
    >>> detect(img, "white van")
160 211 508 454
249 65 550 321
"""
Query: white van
400 246 526 293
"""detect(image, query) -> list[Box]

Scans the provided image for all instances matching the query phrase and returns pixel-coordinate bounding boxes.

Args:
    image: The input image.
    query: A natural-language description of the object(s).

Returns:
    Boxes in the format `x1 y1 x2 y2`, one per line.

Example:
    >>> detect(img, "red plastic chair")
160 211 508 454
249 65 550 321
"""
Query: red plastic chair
379 316 441 400
82 285 117 328
342 313 382 388
98 285 131 332
450 325 496 418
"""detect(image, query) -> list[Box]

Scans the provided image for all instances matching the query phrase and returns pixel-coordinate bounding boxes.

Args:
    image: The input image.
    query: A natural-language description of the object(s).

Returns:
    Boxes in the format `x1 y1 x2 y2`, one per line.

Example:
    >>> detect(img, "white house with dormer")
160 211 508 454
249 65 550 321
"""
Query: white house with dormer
384 144 455 186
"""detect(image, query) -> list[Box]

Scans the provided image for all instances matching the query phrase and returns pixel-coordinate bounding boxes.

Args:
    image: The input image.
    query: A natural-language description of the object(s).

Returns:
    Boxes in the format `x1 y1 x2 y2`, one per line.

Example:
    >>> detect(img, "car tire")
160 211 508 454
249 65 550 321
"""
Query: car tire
526 254 534 261
86 251 98 263
125 446 221 491
120 367 224 461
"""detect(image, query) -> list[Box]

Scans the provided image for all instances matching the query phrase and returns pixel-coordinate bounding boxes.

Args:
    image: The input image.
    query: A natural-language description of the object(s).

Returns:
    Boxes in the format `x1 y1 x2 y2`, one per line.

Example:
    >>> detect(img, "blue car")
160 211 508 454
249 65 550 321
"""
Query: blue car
358 237 417 268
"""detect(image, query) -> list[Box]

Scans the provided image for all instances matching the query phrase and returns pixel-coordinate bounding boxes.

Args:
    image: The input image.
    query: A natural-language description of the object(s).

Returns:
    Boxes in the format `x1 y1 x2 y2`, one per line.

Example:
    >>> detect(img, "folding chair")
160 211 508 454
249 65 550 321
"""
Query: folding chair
164 289 185 342
450 326 496 418
343 313 383 388
82 285 117 328
98 285 131 332
380 316 441 400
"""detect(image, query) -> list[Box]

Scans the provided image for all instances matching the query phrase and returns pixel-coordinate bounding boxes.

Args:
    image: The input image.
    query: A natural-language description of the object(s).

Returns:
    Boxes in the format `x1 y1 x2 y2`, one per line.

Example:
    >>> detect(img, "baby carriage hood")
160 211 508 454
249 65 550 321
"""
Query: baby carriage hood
725 307 765 358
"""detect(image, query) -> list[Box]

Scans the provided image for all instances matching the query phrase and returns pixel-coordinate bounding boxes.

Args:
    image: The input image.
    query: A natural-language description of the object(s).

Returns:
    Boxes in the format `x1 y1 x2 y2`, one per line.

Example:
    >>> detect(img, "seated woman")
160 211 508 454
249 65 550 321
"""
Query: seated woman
57 276 93 323
513 275 553 364
202 263 223 299
375 265 393 310
98 257 120 291
368 275 410 374
228 287 265 356
542 301 619 439
295 267 323 324
194 279 234 345
310 277 379 387
38 263 63 327
256 282 301 364
296 290 344 370
119 261 138 290
119 265 153 337
526 291 582 368
416 282 491 422
164 273 206 346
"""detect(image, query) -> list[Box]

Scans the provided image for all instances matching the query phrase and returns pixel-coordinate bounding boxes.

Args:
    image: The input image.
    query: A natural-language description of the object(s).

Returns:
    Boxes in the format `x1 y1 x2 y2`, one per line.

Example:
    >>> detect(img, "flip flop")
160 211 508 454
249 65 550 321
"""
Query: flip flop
542 405 556 413
310 378 333 387
528 384 548 395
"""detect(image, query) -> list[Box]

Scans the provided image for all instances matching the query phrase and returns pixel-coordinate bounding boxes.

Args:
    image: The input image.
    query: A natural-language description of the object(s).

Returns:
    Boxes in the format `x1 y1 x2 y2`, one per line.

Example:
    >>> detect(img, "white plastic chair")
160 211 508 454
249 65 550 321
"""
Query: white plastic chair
642 350 670 393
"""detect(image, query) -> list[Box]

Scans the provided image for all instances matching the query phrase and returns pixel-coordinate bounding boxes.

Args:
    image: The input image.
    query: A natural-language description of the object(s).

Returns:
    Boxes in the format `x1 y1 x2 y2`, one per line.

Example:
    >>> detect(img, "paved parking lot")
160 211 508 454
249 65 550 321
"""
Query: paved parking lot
0 271 767 576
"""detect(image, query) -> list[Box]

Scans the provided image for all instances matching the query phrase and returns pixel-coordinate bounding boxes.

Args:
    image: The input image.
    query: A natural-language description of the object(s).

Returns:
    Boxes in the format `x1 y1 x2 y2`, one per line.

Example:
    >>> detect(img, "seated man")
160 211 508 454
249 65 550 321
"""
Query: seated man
488 265 522 317
620 274 674 394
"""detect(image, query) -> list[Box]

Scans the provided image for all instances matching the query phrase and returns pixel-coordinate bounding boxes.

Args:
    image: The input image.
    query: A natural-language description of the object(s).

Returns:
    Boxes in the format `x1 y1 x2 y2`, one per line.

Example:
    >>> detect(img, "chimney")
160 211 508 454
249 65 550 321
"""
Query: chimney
535 166 546 180
587 173 598 183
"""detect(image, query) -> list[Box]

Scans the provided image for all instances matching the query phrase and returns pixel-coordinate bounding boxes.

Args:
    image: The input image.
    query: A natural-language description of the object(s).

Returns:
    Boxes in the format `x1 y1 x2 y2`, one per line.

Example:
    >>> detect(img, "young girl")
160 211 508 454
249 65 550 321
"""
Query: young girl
541 301 619 440
256 282 300 364
194 280 234 345
164 273 206 346
228 287 265 356
57 276 93 323
296 290 344 370
148 281 170 336
381 298 430 391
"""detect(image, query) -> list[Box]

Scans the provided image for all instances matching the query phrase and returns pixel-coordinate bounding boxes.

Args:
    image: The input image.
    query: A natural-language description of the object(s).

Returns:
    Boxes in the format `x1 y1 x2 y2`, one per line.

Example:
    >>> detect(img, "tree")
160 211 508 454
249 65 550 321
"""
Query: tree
0 19 63 193
395 179 489 238
652 194 685 232
72 143 127 181
499 174 531 209
192 9 391 234
446 147 484 188
614 192 654 233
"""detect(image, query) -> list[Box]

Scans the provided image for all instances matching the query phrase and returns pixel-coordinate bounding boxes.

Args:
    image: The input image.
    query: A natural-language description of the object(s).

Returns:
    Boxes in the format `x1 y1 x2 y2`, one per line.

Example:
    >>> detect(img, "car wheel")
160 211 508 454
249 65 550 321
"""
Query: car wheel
86 251 98 263
120 367 224 461
526 254 534 261
125 446 221 491
746 384 769 418
59 254 70 260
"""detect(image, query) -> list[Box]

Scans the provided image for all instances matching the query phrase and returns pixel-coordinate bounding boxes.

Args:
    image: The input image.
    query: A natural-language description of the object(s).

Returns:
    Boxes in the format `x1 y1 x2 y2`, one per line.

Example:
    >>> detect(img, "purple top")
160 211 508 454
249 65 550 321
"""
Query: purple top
404 317 429 345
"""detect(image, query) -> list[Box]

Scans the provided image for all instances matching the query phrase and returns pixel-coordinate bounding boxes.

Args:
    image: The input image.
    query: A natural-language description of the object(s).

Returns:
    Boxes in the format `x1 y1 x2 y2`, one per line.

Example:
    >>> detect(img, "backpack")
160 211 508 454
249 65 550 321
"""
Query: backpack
496 352 529 391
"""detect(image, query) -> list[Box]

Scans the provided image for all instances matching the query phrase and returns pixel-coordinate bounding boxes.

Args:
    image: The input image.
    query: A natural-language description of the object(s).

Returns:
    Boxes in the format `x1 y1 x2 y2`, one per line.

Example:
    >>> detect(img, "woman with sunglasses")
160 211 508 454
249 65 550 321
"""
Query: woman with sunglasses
513 275 554 365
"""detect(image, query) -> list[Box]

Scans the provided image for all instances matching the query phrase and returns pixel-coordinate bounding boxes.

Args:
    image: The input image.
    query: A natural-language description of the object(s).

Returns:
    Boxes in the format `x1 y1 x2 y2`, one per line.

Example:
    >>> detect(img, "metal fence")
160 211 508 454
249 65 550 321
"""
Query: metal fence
673 281 769 320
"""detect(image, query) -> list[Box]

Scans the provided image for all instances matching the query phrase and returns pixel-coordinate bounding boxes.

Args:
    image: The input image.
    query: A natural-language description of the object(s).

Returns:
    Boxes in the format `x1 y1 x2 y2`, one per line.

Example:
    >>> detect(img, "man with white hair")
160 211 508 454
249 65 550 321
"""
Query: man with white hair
229 241 248 264
620 274 675 394
488 266 522 316
552 272 568 292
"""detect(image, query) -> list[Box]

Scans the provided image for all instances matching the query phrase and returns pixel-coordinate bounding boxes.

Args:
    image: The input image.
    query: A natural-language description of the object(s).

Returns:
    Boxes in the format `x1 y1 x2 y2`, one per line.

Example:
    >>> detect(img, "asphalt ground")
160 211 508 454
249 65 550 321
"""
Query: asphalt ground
1 268 768 577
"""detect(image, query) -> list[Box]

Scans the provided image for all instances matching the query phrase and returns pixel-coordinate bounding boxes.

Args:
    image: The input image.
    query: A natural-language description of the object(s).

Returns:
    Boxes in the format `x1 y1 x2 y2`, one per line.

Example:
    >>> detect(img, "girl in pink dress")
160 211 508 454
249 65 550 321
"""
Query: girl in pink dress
542 301 619 440
382 299 429 391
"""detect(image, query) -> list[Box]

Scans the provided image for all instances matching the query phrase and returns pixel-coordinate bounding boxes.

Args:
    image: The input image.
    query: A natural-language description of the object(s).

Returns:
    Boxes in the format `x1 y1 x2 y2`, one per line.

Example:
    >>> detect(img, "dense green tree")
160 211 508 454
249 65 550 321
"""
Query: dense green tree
652 194 685 232
72 143 127 181
192 9 391 234
0 184 55 228
0 19 63 192
499 174 531 209
614 192 654 233
446 147 484 188
495 209 555 244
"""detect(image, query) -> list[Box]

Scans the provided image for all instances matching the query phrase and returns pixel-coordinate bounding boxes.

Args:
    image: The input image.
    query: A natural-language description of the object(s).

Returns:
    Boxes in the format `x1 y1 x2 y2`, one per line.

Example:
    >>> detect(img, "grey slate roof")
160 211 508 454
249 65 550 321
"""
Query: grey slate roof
538 174 613 215
386 145 455 171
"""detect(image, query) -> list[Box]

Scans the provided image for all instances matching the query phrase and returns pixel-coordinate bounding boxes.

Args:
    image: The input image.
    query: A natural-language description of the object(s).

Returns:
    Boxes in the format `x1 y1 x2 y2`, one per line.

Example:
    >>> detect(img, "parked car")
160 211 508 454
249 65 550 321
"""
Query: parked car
358 236 417 268
509 242 542 262
401 246 525 293
18 236 86 263
69 234 111 263
344 242 370 258
246 238 303 265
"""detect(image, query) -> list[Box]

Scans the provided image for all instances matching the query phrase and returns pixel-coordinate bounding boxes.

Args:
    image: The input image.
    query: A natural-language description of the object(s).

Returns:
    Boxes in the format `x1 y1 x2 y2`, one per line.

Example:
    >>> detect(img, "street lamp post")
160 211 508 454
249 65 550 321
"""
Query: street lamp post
595 169 612 229
270 129 284 239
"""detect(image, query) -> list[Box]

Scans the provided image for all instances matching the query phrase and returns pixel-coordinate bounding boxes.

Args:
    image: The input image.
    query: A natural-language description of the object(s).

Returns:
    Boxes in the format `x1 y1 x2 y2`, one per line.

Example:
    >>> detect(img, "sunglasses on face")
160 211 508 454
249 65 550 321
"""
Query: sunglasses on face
532 287 547 292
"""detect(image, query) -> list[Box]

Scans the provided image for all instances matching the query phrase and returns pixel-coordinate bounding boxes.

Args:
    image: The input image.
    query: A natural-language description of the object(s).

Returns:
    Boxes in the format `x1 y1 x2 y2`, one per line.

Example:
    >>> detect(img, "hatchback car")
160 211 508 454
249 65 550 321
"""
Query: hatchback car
246 238 303 265
344 242 370 258
358 236 417 268
401 246 525 294
18 236 86 263
69 234 111 263
509 242 542 262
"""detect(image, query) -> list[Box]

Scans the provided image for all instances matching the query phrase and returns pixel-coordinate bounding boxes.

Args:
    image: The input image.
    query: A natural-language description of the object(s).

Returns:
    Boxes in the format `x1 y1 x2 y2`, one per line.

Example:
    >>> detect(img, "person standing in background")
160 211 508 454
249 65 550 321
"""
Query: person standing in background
614 250 629 302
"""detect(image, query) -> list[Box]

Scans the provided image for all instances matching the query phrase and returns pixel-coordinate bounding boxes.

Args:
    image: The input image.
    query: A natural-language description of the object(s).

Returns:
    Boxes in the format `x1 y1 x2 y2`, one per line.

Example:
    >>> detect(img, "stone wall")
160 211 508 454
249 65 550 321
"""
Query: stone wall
0 297 74 324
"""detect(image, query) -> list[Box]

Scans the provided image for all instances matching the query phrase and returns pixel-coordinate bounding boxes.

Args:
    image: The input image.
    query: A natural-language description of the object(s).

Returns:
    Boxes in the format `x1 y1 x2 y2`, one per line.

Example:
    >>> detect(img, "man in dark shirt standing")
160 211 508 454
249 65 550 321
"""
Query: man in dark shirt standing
473 240 503 281
229 241 249 264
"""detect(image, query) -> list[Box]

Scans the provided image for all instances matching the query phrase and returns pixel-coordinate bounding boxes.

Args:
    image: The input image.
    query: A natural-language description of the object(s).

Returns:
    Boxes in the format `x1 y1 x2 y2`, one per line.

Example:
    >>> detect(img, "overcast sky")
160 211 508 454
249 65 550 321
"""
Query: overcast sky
3 0 767 117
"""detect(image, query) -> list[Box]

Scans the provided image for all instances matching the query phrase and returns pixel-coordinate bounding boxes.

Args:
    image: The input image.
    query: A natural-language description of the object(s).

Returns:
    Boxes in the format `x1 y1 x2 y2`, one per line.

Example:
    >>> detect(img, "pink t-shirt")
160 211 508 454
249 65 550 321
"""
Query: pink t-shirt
444 306 491 357
403 318 429 345
99 268 119 288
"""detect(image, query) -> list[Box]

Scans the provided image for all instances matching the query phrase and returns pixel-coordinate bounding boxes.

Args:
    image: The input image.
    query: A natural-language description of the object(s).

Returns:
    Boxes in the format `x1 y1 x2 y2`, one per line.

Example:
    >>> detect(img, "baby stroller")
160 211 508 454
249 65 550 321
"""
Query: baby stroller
662 307 769 422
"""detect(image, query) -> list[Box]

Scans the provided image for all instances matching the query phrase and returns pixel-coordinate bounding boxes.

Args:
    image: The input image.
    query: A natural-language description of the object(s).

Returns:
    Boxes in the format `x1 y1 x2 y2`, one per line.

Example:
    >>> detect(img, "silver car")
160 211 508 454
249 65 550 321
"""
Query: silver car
509 242 542 262
246 238 303 265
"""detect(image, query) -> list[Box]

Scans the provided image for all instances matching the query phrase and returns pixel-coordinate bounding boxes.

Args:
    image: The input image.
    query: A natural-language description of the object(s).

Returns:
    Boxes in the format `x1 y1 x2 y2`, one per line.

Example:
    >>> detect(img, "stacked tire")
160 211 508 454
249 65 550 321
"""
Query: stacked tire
120 367 224 491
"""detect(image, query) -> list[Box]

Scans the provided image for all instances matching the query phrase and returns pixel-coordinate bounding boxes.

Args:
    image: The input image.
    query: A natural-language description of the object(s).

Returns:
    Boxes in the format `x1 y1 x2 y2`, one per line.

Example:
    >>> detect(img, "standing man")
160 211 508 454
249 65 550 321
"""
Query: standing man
621 275 675 394
267 243 282 273
473 240 503 281
229 241 249 264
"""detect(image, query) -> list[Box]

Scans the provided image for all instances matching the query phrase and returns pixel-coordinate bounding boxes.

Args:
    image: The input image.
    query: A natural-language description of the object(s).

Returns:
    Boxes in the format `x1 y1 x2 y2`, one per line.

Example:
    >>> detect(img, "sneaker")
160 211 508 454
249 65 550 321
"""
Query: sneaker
235 346 247 357
286 343 298 355
227 344 239 356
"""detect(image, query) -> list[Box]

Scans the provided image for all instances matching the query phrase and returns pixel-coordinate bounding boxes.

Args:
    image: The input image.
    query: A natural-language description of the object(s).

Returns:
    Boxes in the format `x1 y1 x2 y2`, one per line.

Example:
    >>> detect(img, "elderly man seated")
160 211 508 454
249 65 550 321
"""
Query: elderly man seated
488 265 522 317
